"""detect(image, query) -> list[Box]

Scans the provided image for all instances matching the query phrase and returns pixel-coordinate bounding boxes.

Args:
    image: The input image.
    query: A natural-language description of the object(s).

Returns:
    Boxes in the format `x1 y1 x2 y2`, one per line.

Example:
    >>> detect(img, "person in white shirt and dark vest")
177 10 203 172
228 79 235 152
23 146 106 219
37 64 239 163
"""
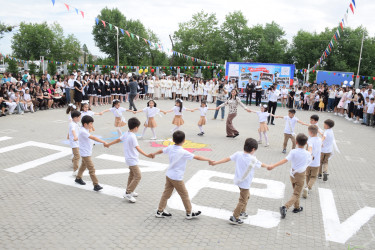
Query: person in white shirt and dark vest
267 84 280 125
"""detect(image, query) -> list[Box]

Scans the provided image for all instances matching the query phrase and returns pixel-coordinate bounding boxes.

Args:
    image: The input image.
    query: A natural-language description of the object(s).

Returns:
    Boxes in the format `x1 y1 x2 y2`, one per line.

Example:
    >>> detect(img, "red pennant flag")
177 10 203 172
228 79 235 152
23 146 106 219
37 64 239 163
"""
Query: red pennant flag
340 22 344 31
313 70 315 73
101 20 106 28
192 66 195 69
73 63 75 66
163 67 165 69
373 77 375 80
356 75 360 78
124 66 127 69
125 30 130 37
349 3 354 14
208 66 210 69
333 34 337 42
64 3 69 11
351 75 354 78
80 11 84 18
143 38 148 44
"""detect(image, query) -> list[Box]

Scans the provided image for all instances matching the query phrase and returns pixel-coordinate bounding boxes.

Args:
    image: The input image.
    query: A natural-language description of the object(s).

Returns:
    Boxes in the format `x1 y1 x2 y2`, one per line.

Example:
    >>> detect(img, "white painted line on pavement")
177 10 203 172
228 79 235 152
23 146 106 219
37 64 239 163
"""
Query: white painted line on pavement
0 136 12 142
319 188 375 244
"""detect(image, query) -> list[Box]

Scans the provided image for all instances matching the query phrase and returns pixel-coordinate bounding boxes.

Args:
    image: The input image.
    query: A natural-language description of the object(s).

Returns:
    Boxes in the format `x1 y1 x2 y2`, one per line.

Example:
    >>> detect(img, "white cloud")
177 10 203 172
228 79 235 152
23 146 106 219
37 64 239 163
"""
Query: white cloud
0 0 372 62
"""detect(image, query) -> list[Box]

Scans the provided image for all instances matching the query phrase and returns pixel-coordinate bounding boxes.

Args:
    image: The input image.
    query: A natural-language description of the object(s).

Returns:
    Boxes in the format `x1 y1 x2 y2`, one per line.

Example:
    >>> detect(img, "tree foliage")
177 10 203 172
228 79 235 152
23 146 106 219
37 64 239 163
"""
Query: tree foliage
0 22 14 39
11 22 81 62
6 58 18 76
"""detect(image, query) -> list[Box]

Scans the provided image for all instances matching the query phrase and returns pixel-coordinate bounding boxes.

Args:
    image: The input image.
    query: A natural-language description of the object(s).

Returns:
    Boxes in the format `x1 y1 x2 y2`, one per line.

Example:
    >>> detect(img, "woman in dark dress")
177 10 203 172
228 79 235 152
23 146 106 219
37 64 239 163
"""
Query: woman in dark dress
74 75 83 109
93 75 100 106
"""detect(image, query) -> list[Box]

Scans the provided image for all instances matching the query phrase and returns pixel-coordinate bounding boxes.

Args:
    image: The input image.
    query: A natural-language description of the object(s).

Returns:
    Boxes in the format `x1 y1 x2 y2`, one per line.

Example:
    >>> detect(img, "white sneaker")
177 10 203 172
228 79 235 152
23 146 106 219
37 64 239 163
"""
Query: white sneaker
186 211 201 220
124 193 136 203
150 137 157 140
334 112 337 116
131 192 138 197
20 112 24 115
302 187 309 199
348 118 353 121
264 143 269 147
353 120 359 124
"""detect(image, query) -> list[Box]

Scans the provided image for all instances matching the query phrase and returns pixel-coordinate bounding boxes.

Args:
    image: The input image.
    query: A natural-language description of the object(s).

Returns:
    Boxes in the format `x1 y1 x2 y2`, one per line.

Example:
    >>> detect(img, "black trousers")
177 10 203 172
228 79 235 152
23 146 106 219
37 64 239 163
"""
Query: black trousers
246 91 253 105
267 101 277 124
129 94 137 111
256 91 262 106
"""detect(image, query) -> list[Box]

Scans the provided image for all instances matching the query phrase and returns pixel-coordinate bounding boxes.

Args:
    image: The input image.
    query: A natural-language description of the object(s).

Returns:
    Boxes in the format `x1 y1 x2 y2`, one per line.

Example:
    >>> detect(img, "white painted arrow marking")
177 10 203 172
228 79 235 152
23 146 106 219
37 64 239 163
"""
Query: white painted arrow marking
168 170 283 228
1 141 71 173
319 188 375 244
43 155 168 197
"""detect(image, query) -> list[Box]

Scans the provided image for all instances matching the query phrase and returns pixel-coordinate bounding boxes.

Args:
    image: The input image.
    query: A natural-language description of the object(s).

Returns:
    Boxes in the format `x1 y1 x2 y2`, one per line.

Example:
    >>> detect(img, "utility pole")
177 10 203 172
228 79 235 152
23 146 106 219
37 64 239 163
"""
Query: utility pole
355 32 365 89
306 64 310 82
40 56 44 74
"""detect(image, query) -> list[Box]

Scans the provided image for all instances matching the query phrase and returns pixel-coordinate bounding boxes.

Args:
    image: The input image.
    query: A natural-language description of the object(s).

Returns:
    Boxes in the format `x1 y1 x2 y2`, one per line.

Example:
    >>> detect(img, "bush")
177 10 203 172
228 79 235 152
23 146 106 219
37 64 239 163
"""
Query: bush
6 58 18 76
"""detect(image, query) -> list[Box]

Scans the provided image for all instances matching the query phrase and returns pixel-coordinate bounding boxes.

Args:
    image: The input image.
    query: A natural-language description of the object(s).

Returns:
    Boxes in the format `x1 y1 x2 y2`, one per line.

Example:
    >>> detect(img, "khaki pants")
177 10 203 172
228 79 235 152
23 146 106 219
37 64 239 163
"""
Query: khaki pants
226 113 238 136
70 89 75 103
233 188 250 219
283 133 296 150
319 153 331 175
285 172 305 209
76 156 98 186
126 166 141 193
72 147 80 171
158 176 192 214
305 166 319 189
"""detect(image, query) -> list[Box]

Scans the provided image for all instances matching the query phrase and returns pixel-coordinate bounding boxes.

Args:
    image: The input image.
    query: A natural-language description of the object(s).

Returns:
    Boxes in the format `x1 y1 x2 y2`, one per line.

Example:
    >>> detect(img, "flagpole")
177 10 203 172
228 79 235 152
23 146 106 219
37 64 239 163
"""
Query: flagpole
355 32 364 89
116 28 119 74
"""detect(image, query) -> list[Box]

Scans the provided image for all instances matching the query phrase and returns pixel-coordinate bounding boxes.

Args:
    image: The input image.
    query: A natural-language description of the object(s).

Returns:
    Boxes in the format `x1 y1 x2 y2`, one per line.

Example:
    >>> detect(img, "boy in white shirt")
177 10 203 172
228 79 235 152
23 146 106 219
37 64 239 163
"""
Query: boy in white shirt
107 117 153 203
266 133 312 219
303 125 322 199
319 119 336 181
274 109 308 154
69 111 81 176
366 98 375 126
74 115 109 191
210 138 267 225
151 131 212 219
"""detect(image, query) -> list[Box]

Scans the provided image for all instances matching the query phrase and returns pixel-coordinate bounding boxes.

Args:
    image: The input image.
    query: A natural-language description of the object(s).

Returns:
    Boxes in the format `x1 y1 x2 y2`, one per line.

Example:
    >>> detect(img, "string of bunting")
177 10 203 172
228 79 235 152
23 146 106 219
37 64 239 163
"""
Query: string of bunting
310 0 357 72
0 52 224 72
51 0 223 68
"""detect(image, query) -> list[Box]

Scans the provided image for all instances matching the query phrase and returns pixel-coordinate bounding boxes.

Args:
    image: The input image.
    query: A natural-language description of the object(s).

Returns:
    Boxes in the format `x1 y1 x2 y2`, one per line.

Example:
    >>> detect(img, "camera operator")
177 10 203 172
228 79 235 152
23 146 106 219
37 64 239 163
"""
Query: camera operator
245 80 255 105
267 84 280 125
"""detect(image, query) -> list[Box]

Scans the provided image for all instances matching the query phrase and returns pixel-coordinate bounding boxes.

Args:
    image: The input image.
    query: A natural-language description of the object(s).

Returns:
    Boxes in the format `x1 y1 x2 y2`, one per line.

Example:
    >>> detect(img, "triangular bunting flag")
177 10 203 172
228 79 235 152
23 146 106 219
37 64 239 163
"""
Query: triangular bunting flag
101 20 106 28
109 23 112 30
340 22 344 31
131 33 134 39
125 31 130 37
344 13 348 24
136 35 140 41
80 11 84 18
143 38 148 44
336 29 340 38
95 18 99 25
64 3 69 11
75 8 78 15
51 0 55 6
120 29 124 35
350 3 354 14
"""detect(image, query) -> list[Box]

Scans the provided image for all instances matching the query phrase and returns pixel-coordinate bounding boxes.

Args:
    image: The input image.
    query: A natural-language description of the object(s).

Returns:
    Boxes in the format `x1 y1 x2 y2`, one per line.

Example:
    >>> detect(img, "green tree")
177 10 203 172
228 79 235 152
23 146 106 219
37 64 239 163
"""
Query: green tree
92 7 150 66
11 22 81 62
6 58 18 76
0 22 14 39
173 11 226 67
48 59 57 76
256 22 287 63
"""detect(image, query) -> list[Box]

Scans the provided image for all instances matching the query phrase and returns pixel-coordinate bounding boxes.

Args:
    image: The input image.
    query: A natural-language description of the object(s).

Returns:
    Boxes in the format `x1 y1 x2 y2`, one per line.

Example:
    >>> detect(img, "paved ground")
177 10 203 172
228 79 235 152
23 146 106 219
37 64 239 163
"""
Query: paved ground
1 98 375 249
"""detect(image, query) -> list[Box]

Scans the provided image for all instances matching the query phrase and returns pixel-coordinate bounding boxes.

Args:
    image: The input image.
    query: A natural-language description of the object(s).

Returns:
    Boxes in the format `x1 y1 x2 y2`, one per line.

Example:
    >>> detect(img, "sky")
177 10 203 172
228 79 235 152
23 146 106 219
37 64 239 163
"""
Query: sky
0 0 372 61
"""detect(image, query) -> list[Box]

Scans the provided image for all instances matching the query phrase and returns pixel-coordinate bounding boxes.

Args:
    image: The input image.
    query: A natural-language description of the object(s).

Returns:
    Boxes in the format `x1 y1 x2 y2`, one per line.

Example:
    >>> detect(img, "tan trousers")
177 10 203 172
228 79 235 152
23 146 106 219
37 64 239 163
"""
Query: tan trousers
158 176 192 214
76 156 98 186
72 147 80 171
305 166 319 189
285 172 305 209
319 153 331 175
283 133 296 150
126 166 141 193
70 89 75 103
233 188 250 219
226 113 238 136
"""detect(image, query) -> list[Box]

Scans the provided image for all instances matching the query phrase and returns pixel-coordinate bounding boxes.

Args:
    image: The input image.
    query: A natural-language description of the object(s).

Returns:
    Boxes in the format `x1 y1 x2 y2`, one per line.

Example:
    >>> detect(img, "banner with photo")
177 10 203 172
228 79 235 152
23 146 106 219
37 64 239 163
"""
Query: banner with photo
225 62 295 89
